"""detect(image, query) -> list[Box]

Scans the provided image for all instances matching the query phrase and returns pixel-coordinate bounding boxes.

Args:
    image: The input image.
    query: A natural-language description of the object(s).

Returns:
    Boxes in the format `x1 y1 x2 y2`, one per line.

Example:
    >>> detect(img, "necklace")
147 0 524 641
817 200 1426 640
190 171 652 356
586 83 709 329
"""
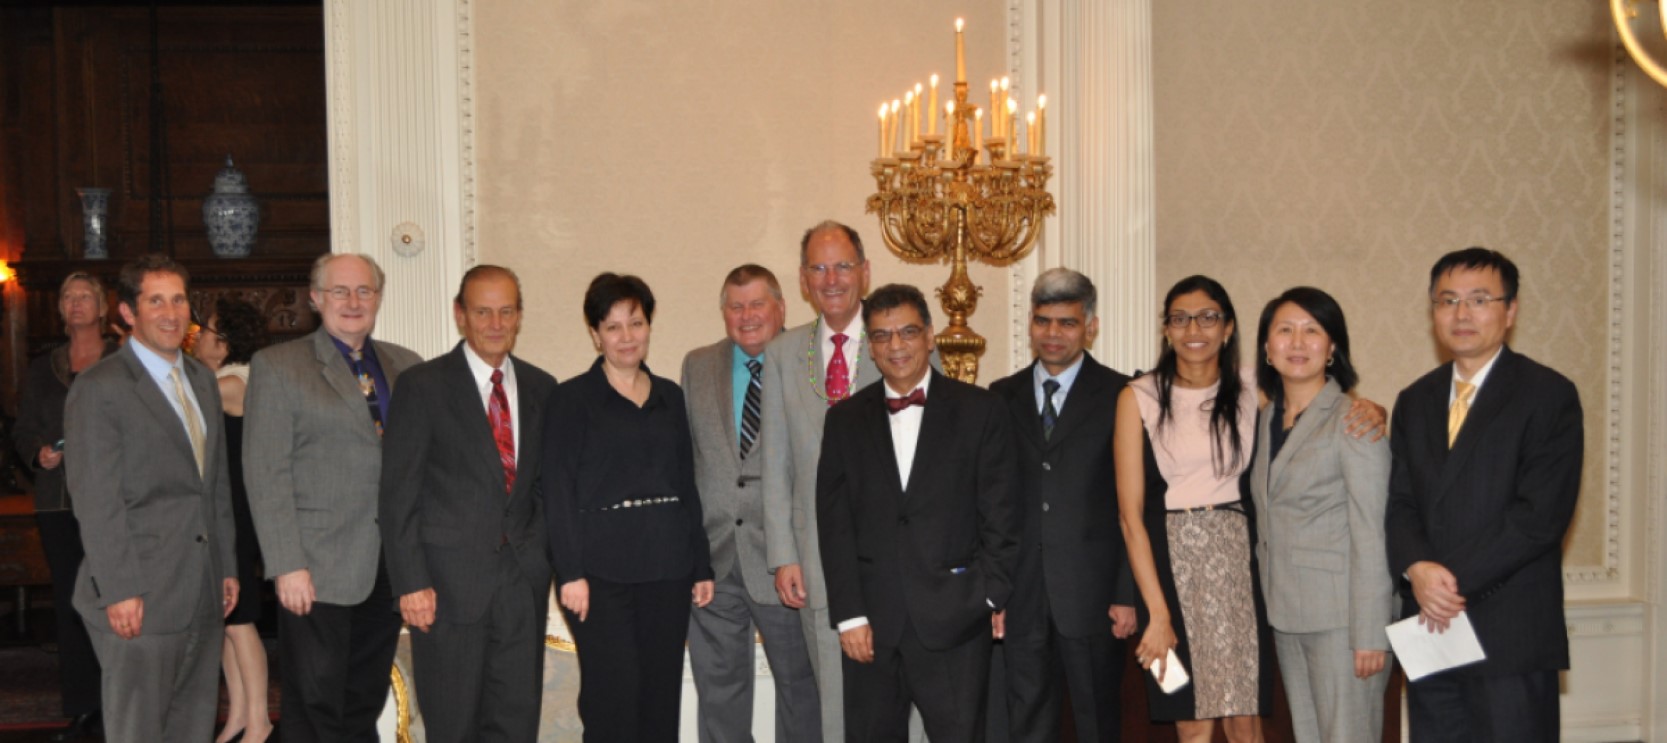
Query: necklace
804 315 864 403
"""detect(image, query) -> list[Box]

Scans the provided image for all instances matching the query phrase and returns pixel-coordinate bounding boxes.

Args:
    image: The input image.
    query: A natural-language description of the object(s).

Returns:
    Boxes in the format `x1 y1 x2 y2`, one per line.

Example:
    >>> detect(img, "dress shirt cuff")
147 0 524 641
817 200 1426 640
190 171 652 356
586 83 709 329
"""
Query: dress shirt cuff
987 598 996 609
837 616 869 633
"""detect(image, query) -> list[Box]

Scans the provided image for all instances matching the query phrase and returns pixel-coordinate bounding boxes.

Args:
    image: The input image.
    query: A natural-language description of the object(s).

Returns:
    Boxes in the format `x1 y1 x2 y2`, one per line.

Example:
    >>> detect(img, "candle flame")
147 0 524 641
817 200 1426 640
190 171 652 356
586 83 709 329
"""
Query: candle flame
880 104 889 119
1000 76 1010 91
975 108 983 119
991 79 999 93
904 91 914 105
931 73 939 87
1006 98 1017 113
946 102 955 116
956 18 964 32
1027 111 1036 124
1037 94 1047 110
915 82 923 96
891 99 901 113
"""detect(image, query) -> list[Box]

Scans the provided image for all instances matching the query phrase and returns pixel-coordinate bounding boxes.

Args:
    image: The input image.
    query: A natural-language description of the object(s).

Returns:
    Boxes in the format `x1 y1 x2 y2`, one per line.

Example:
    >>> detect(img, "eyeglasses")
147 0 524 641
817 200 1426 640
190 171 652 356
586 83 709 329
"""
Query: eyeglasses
1164 310 1224 329
805 262 860 278
868 325 926 344
1431 296 1508 311
325 286 379 301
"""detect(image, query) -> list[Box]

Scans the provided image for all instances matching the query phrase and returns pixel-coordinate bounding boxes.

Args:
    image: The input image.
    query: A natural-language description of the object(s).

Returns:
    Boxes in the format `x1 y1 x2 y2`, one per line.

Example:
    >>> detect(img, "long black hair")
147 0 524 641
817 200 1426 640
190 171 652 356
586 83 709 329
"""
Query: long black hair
1152 275 1244 477
1255 286 1358 401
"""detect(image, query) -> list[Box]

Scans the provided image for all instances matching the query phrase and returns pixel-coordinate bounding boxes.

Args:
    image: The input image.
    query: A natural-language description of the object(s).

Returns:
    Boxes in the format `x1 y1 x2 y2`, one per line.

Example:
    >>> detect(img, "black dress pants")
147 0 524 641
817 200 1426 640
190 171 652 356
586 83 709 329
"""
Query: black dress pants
567 575 694 743
1407 668 1559 743
844 617 992 743
36 510 101 717
1003 591 1126 743
278 559 402 743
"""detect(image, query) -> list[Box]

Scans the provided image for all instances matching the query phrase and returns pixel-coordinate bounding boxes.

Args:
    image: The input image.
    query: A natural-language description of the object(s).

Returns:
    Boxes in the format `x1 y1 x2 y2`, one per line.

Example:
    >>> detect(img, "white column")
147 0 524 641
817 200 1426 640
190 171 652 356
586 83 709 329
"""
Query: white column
324 0 475 358
1009 0 1156 376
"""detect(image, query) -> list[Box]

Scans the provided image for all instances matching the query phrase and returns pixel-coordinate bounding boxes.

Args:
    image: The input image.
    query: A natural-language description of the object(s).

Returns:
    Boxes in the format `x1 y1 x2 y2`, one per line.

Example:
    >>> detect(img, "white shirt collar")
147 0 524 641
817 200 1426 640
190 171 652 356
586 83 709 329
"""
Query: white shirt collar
1451 345 1503 401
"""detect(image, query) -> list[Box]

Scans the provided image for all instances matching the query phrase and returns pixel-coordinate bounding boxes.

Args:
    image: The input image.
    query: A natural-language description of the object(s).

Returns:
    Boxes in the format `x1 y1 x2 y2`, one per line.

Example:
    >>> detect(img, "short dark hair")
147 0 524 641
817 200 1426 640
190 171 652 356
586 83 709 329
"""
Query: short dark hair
720 264 783 305
861 283 932 328
117 254 189 312
583 273 656 329
1255 286 1359 399
454 264 523 310
210 297 269 366
799 220 867 266
1428 247 1519 302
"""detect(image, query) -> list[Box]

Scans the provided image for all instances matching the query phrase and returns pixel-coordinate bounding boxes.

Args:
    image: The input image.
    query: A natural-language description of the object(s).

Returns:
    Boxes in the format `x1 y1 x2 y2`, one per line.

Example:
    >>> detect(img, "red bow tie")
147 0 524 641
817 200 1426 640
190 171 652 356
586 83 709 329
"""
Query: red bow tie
886 388 927 414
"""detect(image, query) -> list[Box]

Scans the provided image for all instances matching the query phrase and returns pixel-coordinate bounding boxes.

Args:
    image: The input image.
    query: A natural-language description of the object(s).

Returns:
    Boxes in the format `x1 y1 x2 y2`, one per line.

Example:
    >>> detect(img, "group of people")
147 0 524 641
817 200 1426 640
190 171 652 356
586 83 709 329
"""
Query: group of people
16 217 1580 743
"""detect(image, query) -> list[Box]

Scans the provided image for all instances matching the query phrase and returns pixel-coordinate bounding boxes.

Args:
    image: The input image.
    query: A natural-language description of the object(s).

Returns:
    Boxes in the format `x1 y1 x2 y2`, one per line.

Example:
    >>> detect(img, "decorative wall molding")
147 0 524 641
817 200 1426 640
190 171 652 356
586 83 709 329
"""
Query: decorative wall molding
323 0 476 357
1008 0 1157 378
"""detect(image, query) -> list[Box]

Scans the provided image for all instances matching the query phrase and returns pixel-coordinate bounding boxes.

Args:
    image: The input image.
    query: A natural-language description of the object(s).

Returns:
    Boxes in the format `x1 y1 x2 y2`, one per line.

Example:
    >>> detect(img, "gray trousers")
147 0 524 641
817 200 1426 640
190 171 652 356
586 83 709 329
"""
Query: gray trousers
1273 627 1387 743
86 568 221 743
688 569 821 742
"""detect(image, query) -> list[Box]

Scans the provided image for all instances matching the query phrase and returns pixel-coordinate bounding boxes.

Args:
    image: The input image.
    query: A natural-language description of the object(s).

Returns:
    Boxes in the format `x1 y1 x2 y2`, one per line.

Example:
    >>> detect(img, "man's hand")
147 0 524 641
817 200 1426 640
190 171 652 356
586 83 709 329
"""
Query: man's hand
839 624 875 663
400 588 437 633
991 610 1006 639
1344 398 1389 442
276 568 317 616
560 579 590 623
774 564 807 609
692 580 715 608
105 597 144 640
1109 604 1138 639
221 578 240 619
1407 561 1464 632
37 445 63 471
1355 649 1388 679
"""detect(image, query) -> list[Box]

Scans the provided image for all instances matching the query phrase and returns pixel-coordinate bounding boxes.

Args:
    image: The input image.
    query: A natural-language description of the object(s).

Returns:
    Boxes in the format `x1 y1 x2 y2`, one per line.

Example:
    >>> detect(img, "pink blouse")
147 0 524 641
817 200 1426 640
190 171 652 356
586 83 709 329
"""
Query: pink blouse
1130 370 1257 510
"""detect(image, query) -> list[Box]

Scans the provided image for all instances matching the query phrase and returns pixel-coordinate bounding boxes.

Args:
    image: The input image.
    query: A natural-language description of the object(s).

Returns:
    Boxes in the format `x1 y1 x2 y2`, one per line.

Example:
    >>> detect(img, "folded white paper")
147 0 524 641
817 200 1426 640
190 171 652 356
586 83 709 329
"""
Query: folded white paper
1150 648 1191 694
1385 610 1487 681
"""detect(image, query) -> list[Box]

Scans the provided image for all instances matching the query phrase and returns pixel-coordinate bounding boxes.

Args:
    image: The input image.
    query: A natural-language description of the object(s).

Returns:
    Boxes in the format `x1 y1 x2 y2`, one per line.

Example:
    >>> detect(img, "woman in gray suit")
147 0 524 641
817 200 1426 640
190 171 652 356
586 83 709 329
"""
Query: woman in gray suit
1249 287 1394 743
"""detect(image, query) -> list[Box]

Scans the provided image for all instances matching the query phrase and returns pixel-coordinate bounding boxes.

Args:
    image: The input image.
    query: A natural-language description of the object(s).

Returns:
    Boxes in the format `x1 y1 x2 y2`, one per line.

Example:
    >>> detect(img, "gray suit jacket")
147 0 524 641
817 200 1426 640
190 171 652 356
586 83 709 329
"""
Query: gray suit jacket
379 344 557 624
244 328 422 606
64 343 236 635
1247 379 1393 650
682 338 777 606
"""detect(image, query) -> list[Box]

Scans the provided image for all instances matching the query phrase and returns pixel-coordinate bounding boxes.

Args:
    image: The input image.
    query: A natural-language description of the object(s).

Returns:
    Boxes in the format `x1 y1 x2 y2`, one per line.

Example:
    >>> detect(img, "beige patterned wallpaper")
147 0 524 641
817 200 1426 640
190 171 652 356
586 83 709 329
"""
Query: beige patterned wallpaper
1151 0 1615 569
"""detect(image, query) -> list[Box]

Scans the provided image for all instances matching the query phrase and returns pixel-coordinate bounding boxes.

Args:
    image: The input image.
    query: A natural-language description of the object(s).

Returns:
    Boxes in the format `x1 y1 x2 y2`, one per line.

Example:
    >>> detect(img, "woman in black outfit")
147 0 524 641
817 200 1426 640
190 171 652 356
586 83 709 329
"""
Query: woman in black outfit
543 273 714 742
14 272 118 740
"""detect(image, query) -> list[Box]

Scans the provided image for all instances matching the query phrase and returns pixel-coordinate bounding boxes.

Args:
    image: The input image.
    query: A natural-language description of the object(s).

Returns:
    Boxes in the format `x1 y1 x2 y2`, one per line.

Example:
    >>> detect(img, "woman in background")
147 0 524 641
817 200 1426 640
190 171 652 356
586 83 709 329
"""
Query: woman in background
1115 275 1271 743
543 273 714 742
193 297 272 743
1248 287 1392 743
14 272 119 741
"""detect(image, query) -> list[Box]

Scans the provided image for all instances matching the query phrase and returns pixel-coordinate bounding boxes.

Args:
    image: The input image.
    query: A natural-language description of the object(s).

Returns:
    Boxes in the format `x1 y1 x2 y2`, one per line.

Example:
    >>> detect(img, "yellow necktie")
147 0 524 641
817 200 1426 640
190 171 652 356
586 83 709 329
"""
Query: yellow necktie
171 367 206 476
1448 379 1475 448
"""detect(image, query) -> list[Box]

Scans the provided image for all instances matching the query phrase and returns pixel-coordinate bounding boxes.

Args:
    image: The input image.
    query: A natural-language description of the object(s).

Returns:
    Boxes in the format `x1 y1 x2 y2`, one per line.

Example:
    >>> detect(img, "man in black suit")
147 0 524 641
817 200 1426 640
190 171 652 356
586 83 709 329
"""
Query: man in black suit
989 268 1136 743
817 283 1021 742
1385 247 1583 743
379 265 558 743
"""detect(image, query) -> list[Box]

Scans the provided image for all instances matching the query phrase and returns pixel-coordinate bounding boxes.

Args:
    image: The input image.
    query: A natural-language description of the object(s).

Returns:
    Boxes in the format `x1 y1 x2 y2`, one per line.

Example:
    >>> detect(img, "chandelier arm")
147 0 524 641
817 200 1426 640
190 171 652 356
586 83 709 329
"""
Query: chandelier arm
1614 0 1667 88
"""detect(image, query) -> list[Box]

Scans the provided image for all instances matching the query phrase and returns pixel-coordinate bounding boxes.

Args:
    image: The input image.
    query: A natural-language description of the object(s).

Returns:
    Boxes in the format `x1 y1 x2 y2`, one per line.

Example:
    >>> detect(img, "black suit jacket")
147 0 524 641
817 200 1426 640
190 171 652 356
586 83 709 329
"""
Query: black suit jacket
379 343 558 624
816 370 1022 651
990 354 1136 639
1385 346 1582 676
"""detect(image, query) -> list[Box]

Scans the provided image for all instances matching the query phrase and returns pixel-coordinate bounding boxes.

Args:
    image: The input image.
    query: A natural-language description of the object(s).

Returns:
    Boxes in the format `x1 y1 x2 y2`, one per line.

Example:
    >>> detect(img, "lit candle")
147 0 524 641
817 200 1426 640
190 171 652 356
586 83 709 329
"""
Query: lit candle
974 107 984 160
914 83 924 140
1000 76 1011 136
1026 111 1037 154
879 103 889 158
891 99 902 154
945 101 955 143
1037 94 1047 155
1006 97 1018 145
929 75 940 136
904 91 915 147
990 80 1000 137
955 18 966 83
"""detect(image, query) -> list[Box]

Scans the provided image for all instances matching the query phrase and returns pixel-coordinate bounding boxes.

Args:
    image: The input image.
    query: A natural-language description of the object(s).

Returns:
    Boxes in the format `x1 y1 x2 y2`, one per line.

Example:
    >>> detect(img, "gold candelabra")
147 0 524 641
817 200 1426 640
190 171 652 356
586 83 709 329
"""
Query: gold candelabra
866 19 1055 383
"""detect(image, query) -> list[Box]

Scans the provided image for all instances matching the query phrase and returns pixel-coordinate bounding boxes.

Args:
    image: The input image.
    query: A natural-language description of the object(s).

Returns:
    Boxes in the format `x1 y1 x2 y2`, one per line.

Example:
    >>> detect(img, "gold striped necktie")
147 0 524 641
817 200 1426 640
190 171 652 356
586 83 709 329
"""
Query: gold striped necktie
171 367 207 476
1448 379 1475 448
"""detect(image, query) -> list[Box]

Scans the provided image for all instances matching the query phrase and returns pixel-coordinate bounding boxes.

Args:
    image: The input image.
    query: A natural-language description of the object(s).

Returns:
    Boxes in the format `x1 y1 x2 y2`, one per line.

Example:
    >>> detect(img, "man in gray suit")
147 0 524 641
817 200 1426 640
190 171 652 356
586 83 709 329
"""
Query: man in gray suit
245 252 422 741
684 264 821 742
380 265 557 743
65 254 239 743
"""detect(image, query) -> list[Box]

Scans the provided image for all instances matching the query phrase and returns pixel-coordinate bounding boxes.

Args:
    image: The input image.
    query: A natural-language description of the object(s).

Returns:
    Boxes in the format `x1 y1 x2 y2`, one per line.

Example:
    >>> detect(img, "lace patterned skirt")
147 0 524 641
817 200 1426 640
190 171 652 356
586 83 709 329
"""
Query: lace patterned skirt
1166 507 1261 719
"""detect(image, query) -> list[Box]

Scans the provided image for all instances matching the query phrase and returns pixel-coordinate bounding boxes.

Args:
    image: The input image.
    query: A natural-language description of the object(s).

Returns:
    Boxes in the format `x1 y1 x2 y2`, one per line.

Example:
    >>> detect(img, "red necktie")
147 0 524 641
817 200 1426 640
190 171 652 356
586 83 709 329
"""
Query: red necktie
826 333 850 406
489 369 516 493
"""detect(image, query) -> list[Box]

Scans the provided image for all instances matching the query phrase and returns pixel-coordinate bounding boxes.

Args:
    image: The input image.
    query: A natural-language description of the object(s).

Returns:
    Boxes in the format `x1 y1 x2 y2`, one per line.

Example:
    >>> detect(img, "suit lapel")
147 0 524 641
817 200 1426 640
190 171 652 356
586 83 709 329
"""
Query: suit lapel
1046 357 1104 447
715 341 744 467
507 354 540 503
902 372 957 499
186 358 221 480
1438 348 1517 496
312 329 373 422
1268 380 1341 493
860 389 906 499
120 348 200 477
1004 364 1047 453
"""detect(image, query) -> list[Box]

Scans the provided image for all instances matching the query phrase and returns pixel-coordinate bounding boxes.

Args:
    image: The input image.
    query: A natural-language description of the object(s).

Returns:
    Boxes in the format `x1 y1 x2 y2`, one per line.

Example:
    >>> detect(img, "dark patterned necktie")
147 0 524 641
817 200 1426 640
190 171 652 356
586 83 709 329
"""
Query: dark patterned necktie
1041 378 1060 441
489 369 516 493
349 349 384 437
739 359 763 458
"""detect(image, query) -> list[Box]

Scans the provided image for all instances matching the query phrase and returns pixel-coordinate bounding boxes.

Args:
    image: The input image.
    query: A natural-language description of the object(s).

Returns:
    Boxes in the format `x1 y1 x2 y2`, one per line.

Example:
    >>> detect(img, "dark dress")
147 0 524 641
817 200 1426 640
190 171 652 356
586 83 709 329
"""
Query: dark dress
219 364 262 626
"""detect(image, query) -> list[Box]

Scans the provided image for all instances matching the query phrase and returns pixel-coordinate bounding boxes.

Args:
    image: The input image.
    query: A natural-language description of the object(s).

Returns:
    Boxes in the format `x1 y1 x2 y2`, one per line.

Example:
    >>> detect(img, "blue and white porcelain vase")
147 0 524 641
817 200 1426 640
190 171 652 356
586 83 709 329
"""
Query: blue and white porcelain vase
202 155 260 258
75 187 111 260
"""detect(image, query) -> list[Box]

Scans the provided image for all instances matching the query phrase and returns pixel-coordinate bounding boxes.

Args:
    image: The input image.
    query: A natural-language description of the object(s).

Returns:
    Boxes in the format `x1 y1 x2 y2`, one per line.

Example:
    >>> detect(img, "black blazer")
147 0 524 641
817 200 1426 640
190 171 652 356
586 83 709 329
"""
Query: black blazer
1384 346 1582 676
816 370 1022 651
990 354 1136 639
379 343 558 624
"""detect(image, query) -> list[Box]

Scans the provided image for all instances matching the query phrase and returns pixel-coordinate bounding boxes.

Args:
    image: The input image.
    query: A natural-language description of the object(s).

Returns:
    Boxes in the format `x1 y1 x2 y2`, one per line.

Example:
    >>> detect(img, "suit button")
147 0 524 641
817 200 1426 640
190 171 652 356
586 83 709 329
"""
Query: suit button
1042 503 1050 512
196 534 207 543
898 517 910 526
735 519 744 526
1042 462 1052 471
737 478 747 487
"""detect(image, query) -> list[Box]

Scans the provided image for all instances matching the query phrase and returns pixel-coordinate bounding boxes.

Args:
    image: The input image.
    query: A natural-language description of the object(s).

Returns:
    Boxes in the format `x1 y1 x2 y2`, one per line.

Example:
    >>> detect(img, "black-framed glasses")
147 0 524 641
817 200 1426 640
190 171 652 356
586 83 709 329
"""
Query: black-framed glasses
1431 296 1508 311
1164 310 1224 329
868 325 926 344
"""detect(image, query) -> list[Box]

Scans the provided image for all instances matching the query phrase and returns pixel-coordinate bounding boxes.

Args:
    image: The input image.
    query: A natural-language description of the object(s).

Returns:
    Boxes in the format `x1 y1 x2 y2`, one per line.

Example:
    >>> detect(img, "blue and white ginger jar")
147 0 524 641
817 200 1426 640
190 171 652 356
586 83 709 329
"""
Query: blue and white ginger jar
203 155 260 258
